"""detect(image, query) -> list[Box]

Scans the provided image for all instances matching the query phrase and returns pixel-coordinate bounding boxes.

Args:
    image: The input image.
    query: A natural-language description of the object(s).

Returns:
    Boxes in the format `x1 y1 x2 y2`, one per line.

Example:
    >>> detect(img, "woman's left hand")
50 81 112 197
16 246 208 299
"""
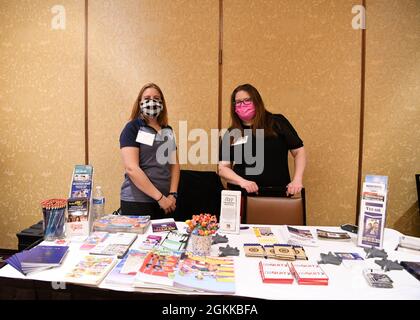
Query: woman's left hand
286 179 303 196
167 194 177 213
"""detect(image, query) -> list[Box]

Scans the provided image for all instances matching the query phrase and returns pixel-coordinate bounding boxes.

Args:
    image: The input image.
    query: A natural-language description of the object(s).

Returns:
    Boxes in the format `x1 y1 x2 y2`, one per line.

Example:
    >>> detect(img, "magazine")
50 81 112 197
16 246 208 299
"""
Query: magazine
133 250 181 289
93 214 151 234
281 226 318 247
173 255 236 294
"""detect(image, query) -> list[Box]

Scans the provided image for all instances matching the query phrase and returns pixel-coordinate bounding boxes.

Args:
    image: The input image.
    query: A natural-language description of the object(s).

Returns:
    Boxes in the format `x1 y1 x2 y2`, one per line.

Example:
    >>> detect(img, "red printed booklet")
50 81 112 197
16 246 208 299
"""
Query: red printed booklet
289 261 329 285
259 261 294 284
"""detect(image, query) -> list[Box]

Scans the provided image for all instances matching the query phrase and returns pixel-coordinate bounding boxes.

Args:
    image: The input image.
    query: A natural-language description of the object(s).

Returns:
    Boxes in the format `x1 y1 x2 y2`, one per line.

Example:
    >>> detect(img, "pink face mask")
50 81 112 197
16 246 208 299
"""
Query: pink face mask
235 102 256 122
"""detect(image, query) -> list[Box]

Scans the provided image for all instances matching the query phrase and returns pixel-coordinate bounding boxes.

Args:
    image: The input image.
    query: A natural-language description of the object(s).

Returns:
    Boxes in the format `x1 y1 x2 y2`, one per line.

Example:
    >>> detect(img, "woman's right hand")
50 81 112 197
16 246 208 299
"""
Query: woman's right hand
158 196 174 214
239 179 259 194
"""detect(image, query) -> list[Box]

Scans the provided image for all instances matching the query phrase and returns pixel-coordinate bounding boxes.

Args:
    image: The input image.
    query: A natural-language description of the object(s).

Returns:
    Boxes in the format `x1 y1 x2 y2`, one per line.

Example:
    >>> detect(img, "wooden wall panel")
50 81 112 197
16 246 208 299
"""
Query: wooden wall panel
222 0 362 226
363 0 420 236
88 0 219 214
0 0 85 249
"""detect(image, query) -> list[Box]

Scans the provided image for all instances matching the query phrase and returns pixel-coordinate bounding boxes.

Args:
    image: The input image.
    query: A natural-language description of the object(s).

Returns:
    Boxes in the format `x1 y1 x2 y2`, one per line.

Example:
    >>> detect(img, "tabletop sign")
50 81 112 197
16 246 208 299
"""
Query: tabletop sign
219 190 241 234
357 175 388 249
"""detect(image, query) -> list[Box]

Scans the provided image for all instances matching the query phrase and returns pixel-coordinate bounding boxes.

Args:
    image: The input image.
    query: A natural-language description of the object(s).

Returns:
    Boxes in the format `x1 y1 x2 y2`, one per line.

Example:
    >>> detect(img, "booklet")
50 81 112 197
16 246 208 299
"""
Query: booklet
173 255 236 294
65 255 117 286
289 261 328 285
259 261 294 284
282 226 318 247
316 229 351 241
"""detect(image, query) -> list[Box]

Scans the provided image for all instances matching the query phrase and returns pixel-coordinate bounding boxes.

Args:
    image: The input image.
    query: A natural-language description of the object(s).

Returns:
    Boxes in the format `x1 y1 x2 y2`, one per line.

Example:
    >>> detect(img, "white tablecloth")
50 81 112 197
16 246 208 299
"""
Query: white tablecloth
1 223 419 300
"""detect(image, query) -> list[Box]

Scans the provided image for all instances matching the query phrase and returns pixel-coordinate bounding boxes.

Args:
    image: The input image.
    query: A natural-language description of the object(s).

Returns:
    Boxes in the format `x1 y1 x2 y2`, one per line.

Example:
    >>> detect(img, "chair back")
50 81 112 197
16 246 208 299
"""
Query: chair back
245 188 306 225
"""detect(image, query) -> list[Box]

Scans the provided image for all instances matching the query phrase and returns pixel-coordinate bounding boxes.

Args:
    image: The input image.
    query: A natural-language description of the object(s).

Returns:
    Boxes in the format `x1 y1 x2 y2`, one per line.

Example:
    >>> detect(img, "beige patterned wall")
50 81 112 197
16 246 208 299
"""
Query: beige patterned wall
222 0 362 227
363 0 420 236
1 0 419 250
0 0 85 249
88 0 219 215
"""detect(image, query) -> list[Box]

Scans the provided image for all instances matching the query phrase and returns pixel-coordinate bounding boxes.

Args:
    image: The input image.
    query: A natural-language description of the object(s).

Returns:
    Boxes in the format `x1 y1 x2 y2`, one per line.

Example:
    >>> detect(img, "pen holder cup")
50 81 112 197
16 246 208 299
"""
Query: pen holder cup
190 234 212 256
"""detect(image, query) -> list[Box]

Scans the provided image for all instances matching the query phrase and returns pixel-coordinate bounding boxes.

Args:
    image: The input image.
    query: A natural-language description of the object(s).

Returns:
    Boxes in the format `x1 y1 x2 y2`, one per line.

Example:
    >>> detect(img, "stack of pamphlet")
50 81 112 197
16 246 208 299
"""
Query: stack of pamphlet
6 246 69 275
363 268 393 288
93 215 150 234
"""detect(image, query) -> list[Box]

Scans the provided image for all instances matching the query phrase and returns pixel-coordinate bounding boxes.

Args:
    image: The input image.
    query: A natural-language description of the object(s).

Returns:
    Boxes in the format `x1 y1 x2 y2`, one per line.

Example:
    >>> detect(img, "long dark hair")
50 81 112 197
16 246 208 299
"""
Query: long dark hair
129 83 168 127
230 84 278 137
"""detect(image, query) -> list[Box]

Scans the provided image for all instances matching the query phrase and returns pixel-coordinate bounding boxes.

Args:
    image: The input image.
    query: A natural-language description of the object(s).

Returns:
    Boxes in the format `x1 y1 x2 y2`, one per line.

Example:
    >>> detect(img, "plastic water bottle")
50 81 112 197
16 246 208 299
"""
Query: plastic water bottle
92 186 105 220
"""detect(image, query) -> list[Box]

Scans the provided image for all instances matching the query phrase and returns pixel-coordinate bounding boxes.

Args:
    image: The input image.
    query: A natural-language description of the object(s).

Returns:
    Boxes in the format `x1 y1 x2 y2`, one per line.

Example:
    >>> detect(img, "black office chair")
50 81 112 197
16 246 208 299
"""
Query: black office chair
173 170 224 222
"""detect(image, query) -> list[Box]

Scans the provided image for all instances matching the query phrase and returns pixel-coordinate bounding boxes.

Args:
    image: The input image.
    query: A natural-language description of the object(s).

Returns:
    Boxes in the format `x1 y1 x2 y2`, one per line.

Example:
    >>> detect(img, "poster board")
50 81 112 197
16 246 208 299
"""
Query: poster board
357 175 388 249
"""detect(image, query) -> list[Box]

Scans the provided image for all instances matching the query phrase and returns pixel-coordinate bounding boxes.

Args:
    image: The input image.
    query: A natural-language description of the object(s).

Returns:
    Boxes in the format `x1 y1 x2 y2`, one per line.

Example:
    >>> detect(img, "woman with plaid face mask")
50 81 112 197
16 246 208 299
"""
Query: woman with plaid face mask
119 83 180 218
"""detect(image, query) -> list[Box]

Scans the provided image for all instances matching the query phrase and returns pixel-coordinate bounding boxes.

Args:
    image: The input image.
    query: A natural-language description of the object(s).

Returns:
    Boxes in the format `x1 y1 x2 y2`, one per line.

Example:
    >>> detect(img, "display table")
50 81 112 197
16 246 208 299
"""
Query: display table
0 223 419 300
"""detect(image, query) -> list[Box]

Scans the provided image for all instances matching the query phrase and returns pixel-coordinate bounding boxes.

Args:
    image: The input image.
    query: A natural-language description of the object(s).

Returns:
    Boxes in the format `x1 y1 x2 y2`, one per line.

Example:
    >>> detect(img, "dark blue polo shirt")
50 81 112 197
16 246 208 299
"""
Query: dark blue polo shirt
120 118 176 203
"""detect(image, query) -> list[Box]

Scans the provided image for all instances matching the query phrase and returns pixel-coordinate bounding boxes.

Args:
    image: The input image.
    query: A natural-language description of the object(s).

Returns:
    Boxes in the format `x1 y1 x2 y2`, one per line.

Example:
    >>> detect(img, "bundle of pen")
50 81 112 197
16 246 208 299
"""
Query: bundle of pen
41 198 67 241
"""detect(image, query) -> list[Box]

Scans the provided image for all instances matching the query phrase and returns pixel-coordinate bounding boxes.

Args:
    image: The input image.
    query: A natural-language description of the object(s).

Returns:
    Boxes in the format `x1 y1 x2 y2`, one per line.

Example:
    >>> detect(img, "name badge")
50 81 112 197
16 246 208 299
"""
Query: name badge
232 136 248 146
136 130 155 146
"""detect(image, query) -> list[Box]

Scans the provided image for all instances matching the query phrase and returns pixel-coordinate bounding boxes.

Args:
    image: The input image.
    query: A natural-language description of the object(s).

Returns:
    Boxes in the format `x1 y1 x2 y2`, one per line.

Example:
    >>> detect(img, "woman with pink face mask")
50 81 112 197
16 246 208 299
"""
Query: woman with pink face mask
218 84 306 199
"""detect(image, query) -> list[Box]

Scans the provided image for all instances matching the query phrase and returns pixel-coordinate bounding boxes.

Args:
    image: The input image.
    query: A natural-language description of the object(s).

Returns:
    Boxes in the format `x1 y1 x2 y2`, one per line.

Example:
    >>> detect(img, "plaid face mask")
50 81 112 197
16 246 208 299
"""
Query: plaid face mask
140 99 163 118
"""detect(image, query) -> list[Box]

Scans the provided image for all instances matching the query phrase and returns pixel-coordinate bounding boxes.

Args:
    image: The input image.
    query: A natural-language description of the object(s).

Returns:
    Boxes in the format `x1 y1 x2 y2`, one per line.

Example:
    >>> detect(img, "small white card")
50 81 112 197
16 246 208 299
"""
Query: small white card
219 190 241 234
136 130 155 146
232 136 248 146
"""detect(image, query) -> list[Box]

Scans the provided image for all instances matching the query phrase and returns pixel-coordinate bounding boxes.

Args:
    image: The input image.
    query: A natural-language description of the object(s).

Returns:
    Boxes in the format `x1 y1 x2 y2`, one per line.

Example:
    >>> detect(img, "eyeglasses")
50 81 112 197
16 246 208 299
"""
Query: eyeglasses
235 98 252 106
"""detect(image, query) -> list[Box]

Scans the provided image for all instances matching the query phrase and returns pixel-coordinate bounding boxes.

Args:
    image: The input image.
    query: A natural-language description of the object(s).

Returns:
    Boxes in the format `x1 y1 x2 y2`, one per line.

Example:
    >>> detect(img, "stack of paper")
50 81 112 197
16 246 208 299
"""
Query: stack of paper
6 245 69 275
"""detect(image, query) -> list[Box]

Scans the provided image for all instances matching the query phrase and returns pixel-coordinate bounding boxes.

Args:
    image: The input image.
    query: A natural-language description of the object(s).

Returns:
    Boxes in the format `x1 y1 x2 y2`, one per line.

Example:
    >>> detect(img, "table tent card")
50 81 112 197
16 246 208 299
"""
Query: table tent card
357 175 388 249
219 190 241 234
